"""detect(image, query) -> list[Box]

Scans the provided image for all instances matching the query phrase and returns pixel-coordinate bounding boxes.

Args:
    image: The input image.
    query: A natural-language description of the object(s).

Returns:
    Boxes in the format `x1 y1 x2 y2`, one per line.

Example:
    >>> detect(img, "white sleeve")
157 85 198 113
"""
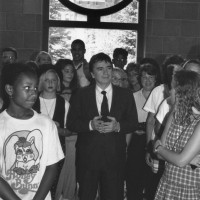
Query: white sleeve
46 121 64 166
0 136 2 174
143 85 165 114
64 100 70 128
143 89 157 113
156 99 170 124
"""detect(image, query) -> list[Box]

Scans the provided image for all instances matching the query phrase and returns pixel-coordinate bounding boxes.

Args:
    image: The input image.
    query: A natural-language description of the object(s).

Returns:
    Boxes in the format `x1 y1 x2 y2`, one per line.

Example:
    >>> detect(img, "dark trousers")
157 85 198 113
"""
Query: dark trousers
144 161 164 200
77 166 124 200
126 134 147 200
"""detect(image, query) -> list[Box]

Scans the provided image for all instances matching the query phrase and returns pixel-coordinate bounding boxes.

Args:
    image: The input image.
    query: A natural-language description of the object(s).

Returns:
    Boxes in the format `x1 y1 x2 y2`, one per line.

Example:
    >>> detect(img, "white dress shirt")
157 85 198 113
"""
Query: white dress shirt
95 84 112 115
89 84 113 130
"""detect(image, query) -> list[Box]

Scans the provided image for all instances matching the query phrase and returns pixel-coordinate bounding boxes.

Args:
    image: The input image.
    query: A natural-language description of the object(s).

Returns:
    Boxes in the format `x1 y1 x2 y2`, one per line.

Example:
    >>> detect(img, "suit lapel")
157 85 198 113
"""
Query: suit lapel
89 85 99 117
110 85 119 116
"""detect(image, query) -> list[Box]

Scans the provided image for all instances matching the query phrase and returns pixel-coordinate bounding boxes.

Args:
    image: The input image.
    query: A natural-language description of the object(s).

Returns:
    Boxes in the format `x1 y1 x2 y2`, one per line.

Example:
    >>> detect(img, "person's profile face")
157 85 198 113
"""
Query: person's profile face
91 61 112 89
2 51 16 65
71 43 86 63
10 73 38 110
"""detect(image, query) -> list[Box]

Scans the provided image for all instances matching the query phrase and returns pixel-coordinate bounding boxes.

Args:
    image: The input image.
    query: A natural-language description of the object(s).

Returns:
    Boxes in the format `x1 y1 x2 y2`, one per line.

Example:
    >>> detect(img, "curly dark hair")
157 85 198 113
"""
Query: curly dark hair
173 69 200 125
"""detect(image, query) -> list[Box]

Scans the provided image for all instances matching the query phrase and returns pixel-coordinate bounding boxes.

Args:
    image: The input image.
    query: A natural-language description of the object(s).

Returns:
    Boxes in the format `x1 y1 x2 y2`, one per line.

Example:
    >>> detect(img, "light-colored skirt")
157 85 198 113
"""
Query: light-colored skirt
55 135 77 200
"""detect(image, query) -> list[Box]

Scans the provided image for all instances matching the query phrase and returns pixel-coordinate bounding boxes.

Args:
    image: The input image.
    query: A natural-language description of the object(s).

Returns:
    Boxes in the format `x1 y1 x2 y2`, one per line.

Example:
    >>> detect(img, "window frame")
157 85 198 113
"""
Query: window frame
43 0 146 61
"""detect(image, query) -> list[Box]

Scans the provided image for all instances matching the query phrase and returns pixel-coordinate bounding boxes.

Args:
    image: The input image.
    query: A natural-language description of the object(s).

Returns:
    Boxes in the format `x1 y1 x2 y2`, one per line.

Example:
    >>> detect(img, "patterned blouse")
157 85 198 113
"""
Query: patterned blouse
155 114 200 200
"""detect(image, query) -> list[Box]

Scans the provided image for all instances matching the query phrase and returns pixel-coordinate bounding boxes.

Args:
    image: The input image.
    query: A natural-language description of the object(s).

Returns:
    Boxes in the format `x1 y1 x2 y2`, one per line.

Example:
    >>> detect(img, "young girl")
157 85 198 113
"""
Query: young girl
33 66 71 199
0 63 64 200
154 70 200 200
55 59 78 101
55 59 78 200
126 63 141 92
126 63 161 200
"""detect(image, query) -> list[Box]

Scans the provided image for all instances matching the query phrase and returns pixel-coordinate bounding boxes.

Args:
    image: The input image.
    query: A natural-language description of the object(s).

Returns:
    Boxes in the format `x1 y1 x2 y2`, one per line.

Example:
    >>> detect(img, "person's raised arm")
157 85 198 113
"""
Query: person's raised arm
0 177 21 200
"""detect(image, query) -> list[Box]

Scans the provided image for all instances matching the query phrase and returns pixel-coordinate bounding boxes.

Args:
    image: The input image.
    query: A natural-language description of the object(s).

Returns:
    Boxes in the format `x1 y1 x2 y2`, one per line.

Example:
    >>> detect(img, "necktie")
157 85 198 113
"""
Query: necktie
101 91 109 122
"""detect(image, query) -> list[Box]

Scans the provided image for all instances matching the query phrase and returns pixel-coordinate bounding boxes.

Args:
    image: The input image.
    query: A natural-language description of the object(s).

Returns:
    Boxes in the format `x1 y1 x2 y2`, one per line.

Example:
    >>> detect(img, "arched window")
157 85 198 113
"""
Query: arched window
43 0 146 64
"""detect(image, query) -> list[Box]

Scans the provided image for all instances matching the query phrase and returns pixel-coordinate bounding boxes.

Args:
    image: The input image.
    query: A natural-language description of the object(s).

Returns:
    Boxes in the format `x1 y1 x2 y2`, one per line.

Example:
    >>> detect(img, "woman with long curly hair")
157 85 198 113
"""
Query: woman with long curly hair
154 69 200 200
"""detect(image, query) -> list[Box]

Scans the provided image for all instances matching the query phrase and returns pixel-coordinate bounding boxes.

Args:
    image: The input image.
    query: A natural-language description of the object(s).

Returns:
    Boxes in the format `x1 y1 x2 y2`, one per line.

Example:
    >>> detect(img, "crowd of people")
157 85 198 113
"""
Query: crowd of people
1 39 200 200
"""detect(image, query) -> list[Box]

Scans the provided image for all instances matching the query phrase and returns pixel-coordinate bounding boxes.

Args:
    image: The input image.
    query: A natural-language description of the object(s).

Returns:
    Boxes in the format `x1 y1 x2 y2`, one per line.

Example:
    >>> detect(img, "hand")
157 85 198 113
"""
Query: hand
135 130 145 135
101 116 119 133
91 116 104 133
145 152 153 167
190 154 200 168
153 139 162 153
54 121 60 127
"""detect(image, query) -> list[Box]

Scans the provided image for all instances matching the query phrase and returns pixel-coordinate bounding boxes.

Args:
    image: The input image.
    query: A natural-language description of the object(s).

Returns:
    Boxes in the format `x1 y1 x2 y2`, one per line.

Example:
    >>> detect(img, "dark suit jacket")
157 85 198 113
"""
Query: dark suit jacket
67 84 138 171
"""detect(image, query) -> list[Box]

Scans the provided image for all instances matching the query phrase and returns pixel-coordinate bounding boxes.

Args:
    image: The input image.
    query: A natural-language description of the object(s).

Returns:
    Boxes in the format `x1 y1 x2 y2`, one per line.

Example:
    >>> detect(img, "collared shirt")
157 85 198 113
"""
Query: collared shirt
74 62 83 70
96 84 112 115
89 84 113 130
74 61 90 87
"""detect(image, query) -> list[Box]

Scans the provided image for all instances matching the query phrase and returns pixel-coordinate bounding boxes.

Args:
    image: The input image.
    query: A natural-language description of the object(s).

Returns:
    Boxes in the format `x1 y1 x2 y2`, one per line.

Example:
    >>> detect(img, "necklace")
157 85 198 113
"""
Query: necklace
42 97 56 118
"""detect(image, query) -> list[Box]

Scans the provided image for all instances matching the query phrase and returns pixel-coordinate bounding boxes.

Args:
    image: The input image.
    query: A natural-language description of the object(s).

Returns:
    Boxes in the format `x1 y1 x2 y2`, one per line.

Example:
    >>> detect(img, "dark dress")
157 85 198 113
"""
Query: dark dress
33 94 66 200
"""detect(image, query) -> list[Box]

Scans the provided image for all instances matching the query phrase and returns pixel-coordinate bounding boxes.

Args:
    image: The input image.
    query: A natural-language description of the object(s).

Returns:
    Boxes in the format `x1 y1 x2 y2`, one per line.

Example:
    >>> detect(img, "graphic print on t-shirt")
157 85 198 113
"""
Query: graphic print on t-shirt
3 129 43 194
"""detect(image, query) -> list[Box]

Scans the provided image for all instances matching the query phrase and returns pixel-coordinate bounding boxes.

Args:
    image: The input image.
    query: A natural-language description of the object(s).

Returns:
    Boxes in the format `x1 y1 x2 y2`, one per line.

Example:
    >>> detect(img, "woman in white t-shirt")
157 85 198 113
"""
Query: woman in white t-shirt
126 63 161 200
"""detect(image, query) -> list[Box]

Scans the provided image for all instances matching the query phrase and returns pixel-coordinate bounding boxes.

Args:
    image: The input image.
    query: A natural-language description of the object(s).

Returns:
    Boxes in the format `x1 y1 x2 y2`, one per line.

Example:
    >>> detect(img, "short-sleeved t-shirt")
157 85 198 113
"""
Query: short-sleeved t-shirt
0 110 64 200
156 97 171 124
133 89 148 123
143 84 166 114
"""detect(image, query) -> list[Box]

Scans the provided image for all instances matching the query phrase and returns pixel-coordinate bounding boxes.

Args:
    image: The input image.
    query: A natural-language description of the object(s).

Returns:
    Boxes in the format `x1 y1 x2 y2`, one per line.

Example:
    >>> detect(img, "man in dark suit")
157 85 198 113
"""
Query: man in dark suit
67 52 138 200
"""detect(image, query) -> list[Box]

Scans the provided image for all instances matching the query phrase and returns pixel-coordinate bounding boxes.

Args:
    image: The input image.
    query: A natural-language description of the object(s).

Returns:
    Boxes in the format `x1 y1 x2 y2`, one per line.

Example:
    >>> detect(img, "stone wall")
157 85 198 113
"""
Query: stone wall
0 0 42 63
146 0 200 64
1 0 200 65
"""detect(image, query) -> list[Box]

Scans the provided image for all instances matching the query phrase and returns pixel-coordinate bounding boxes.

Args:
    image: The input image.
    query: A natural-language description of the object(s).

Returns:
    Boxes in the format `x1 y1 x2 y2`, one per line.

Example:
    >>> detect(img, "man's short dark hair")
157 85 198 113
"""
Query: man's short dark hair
71 39 85 49
2 47 18 59
113 48 128 59
89 53 112 72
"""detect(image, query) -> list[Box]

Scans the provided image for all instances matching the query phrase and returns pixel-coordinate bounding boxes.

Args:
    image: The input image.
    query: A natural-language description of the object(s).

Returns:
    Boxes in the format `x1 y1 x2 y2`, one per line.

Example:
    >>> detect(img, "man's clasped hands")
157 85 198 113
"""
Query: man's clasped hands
91 116 120 133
